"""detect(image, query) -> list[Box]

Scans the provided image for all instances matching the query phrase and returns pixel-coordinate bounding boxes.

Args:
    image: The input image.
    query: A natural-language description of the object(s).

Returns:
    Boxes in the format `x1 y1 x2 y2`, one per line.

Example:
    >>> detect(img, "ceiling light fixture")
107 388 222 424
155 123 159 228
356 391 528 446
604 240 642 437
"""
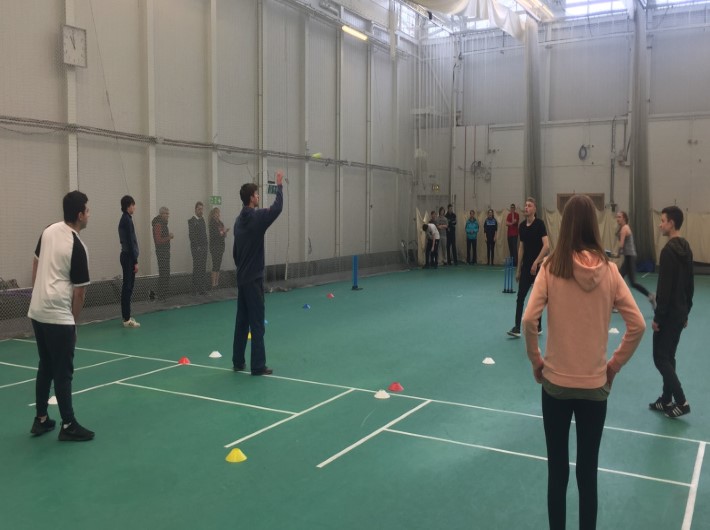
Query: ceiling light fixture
342 25 368 41
516 0 555 20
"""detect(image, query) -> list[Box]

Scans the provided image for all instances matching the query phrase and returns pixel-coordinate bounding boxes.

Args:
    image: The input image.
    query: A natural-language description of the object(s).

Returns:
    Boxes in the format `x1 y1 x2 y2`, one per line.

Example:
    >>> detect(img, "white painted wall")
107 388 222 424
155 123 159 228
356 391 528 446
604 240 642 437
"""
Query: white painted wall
0 0 413 287
2 1 709 289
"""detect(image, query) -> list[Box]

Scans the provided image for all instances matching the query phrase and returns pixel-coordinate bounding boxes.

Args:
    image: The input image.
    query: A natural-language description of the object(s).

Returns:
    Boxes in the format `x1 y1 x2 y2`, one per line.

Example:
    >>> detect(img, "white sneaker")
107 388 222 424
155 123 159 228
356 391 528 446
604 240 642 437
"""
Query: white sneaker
122 318 141 328
648 293 657 311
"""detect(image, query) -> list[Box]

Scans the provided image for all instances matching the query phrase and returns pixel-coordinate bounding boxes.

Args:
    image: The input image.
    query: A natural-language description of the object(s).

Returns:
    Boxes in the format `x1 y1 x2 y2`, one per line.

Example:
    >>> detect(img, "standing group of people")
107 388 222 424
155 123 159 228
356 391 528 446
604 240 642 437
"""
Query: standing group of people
422 204 459 268
24 185 696 530
517 197 694 529
115 198 231 329
28 175 286 441
426 204 523 267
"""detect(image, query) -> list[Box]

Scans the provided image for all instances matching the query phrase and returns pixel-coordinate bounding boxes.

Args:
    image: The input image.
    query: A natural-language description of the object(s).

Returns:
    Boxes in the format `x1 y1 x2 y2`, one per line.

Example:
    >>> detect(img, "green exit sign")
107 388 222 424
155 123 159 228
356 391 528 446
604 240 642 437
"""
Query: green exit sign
267 185 278 194
209 195 222 205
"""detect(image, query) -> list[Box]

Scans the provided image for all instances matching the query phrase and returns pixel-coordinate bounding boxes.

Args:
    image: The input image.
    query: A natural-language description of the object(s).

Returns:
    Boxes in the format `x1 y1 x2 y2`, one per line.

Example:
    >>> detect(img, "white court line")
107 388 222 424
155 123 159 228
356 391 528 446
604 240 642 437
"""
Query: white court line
78 356 130 370
387 428 547 462
27 364 180 406
602 424 709 446
13 339 169 364
682 442 706 530
387 429 691 488
0 357 128 378
0 361 36 370
117 382 296 414
0 377 35 389
13 339 710 445
317 400 431 469
267 373 371 392
225 388 356 448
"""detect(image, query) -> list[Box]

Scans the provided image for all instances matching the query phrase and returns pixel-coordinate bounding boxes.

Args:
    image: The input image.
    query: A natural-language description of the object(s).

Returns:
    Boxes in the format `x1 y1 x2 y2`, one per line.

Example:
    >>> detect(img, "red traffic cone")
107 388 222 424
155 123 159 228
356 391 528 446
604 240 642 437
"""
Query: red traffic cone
178 356 191 365
388 382 404 392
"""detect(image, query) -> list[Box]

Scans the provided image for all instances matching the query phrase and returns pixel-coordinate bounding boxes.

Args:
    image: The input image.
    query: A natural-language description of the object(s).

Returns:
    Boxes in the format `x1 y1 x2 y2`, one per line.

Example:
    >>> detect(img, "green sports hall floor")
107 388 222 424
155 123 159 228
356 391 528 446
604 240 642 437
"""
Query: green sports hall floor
1 265 708 529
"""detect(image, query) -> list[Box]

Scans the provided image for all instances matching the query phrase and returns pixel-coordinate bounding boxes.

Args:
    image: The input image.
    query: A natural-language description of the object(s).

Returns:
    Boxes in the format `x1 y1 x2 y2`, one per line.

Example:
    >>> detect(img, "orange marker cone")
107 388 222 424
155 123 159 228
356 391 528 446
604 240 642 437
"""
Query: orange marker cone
178 356 191 365
388 382 404 392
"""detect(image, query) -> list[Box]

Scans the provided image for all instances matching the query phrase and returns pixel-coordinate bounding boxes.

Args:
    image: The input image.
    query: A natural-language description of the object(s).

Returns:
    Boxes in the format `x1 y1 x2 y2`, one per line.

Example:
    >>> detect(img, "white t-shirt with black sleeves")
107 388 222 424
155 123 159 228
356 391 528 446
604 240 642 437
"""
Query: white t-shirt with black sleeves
28 221 90 325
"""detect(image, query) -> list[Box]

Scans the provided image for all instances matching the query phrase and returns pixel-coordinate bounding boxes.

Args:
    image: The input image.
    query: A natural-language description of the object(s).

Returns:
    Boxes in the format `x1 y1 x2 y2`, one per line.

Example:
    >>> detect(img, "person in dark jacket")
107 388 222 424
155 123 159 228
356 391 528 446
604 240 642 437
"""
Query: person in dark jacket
188 202 208 295
151 207 173 299
483 209 498 265
118 195 140 328
445 204 458 265
649 206 694 418
209 207 229 288
233 171 284 375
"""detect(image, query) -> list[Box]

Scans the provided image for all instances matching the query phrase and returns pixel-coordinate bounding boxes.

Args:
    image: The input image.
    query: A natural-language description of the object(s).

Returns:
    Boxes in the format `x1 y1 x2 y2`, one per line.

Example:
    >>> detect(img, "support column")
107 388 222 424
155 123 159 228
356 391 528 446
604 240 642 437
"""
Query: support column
303 16 310 263
209 0 219 197
366 44 372 254
144 0 158 274
335 30 343 257
65 0 78 191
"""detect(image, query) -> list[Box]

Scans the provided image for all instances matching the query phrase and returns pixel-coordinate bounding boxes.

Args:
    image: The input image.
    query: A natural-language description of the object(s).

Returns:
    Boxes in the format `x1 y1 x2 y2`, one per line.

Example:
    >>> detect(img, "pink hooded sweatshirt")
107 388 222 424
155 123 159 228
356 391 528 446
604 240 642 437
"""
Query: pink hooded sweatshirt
523 251 646 389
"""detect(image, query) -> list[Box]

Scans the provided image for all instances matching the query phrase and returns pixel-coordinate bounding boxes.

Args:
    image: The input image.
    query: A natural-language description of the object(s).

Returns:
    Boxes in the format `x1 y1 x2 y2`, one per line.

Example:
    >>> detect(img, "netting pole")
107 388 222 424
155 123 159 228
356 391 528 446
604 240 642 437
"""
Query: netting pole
352 255 362 291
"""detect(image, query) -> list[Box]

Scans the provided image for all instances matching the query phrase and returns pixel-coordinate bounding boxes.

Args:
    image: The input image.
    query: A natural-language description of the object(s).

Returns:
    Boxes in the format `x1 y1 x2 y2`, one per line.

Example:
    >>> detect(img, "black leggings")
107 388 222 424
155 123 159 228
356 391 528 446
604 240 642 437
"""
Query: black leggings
486 238 495 264
653 320 686 404
619 256 649 297
542 389 607 530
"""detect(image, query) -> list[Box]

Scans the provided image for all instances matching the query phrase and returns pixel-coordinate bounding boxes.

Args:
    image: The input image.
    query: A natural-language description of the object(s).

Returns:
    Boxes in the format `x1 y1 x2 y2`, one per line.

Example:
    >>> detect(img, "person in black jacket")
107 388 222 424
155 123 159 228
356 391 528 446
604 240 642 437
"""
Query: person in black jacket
188 202 208 295
208 207 229 288
445 203 458 265
151 207 173 299
483 209 498 265
118 195 140 328
649 206 694 418
233 171 283 376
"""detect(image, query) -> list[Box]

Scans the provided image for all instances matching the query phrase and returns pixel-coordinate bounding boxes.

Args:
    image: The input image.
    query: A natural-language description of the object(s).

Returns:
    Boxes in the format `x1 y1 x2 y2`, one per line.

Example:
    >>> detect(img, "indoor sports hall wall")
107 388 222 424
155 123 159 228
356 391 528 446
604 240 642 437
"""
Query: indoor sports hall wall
2 0 710 336
0 0 417 294
415 7 710 220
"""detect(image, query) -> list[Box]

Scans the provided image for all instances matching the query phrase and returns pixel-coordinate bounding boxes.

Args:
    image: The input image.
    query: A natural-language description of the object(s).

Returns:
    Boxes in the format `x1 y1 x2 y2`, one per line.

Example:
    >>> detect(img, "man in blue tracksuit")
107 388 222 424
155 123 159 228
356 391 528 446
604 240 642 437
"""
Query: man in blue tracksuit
232 171 284 375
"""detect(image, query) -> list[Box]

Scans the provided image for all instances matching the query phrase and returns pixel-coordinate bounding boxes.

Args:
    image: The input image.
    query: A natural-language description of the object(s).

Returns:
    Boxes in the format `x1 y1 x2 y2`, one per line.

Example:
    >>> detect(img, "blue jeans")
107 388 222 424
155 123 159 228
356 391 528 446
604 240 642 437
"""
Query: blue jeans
233 279 267 373
32 320 76 423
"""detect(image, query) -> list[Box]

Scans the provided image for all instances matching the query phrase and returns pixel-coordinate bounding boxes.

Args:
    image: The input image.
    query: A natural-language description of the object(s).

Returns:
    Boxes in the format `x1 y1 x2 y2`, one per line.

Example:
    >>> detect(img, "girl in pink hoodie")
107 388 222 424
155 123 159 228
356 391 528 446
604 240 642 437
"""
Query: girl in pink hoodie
523 195 645 530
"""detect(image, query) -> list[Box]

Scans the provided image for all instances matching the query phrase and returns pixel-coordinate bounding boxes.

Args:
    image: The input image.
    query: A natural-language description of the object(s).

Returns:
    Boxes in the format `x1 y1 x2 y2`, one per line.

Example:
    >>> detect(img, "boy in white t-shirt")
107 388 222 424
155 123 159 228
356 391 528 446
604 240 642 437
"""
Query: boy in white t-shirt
28 191 95 442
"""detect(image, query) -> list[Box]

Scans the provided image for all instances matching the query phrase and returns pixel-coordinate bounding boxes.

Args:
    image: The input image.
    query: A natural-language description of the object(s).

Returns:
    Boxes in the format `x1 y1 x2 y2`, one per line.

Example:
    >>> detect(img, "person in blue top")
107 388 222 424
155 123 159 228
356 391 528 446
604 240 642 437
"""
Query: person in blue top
483 208 498 265
233 170 284 376
118 195 140 328
465 210 479 264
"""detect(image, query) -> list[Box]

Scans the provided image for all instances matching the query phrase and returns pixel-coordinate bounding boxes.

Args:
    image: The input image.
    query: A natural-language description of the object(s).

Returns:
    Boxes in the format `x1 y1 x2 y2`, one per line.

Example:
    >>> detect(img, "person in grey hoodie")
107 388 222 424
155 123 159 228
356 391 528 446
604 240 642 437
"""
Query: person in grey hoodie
649 206 694 418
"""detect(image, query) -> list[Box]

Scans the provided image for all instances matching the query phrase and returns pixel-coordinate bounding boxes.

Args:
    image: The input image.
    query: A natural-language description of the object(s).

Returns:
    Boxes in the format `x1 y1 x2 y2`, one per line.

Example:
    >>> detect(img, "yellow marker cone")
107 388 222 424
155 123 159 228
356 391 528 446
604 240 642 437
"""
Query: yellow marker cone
226 448 247 463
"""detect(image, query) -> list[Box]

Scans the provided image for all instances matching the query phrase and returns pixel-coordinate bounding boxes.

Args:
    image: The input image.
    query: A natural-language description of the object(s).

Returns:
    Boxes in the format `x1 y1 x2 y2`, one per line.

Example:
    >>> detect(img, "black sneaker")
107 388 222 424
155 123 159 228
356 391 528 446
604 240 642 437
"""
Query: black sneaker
665 402 690 419
649 396 672 413
507 327 521 338
30 416 56 436
58 420 95 442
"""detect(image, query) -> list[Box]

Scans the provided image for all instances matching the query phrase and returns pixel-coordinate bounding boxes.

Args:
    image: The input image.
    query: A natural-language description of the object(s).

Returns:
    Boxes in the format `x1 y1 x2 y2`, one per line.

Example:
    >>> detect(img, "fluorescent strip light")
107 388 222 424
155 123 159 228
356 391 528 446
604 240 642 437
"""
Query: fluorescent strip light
342 25 368 41
517 0 555 19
